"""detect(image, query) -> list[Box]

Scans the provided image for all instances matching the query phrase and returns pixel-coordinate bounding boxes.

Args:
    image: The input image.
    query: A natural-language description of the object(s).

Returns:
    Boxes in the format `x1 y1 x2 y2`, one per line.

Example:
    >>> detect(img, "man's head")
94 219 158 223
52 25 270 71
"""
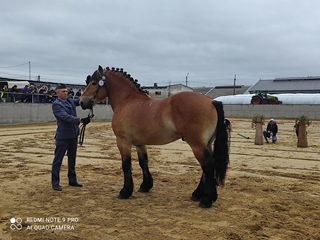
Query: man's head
270 118 275 124
4 85 7 89
25 85 29 89
55 83 68 100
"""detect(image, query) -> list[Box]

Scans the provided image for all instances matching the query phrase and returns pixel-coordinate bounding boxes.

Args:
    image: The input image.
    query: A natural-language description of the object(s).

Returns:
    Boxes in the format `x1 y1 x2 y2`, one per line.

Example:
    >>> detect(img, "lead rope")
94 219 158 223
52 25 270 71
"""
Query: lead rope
79 108 94 146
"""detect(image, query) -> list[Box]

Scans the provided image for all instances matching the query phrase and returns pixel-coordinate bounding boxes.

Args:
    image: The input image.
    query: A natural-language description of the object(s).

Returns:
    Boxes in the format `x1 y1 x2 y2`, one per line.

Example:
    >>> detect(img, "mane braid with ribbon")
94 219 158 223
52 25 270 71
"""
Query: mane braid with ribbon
105 67 149 95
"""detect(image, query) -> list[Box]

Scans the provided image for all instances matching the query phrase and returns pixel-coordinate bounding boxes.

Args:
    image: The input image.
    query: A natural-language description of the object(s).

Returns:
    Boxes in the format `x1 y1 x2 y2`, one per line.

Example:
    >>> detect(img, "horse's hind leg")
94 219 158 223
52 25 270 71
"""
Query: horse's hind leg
191 147 217 208
136 145 153 192
191 174 204 201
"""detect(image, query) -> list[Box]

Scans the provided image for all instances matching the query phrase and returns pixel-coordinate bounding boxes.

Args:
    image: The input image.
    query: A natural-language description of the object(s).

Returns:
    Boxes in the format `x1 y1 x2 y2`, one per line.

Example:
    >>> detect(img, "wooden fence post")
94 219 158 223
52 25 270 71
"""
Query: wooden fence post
297 123 308 147
255 118 264 145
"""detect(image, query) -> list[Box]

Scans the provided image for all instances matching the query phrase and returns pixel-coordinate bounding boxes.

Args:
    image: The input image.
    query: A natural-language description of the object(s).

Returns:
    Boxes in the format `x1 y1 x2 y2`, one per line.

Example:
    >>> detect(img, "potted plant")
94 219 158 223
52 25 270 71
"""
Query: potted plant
251 114 265 129
252 114 265 145
295 113 311 148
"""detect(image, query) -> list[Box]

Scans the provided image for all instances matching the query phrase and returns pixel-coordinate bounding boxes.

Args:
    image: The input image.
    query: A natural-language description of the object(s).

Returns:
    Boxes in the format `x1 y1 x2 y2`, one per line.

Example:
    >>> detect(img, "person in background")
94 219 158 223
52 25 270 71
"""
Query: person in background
1 85 9 102
74 89 82 99
33 85 39 103
28 85 35 102
68 88 74 99
51 83 91 191
39 86 47 103
263 118 278 143
46 89 56 103
21 85 30 102
9 85 18 102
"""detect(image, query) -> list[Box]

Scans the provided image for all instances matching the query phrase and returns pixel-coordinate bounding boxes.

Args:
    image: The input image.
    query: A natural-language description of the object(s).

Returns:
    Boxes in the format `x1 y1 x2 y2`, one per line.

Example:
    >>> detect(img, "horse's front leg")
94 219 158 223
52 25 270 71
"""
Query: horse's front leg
136 145 153 192
117 140 134 199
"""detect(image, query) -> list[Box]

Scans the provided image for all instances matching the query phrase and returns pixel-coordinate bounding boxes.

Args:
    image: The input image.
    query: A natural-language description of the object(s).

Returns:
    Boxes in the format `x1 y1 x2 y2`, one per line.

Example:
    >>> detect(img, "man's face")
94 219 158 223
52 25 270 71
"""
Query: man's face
56 88 68 100
270 121 274 125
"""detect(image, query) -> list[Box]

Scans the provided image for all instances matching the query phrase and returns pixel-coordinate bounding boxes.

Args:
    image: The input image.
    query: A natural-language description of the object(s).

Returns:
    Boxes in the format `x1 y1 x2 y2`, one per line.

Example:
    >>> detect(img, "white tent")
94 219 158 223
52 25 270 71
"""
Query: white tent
214 94 320 104
0 80 30 89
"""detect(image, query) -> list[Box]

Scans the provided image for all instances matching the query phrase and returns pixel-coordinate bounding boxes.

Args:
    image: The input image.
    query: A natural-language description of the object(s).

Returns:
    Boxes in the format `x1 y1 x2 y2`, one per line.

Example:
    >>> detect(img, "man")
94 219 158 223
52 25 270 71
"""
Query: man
33 85 39 103
28 85 35 102
74 89 82 99
263 118 278 143
1 85 8 102
51 83 91 191
68 88 74 99
21 85 29 102
39 86 47 103
9 85 18 102
46 89 56 103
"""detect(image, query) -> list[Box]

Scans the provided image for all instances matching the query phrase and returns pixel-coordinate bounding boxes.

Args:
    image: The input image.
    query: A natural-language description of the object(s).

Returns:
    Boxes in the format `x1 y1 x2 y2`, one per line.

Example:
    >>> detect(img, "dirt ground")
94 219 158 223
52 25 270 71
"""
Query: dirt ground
0 117 319 240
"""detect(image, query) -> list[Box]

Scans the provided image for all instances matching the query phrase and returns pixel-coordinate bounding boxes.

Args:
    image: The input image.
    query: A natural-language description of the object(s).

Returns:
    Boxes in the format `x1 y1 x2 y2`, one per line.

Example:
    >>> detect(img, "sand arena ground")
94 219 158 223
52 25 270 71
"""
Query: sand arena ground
0 118 319 240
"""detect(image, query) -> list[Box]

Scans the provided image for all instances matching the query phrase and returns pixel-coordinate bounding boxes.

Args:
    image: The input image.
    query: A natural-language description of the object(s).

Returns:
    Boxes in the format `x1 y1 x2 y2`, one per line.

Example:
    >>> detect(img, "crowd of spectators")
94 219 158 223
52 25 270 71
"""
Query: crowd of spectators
0 84 82 103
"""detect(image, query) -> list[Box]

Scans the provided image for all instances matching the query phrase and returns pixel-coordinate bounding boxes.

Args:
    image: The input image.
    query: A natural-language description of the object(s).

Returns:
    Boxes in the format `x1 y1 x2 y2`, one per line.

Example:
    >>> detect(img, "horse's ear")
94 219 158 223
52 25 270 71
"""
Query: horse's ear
98 65 103 77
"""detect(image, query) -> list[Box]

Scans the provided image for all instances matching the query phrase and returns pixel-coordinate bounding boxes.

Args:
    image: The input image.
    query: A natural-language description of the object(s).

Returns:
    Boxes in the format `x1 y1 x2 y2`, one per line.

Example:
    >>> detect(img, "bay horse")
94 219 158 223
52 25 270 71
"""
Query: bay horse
80 65 230 208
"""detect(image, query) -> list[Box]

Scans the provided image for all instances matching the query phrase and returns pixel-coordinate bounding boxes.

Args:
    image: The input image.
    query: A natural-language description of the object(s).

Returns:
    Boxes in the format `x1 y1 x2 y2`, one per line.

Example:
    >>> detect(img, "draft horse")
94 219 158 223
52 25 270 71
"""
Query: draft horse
80 66 230 208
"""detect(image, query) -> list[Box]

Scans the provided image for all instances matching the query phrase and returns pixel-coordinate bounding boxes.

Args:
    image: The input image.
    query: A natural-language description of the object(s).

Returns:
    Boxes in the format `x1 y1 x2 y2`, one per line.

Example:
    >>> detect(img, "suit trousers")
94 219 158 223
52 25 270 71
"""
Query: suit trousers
52 138 78 185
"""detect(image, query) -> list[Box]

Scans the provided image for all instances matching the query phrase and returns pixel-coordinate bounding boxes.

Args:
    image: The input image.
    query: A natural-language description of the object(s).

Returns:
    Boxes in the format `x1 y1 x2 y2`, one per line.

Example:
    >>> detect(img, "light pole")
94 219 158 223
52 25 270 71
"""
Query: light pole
29 61 31 80
234 74 236 95
186 73 189 87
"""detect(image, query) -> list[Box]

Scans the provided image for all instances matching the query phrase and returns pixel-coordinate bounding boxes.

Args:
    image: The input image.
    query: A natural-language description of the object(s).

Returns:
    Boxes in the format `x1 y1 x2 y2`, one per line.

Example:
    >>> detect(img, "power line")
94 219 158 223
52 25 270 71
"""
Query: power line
0 62 29 68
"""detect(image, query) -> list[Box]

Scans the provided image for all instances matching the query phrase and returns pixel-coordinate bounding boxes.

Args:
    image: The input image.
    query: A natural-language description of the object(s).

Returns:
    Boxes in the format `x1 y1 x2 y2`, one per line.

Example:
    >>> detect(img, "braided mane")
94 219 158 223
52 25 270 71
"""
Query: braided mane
105 67 149 95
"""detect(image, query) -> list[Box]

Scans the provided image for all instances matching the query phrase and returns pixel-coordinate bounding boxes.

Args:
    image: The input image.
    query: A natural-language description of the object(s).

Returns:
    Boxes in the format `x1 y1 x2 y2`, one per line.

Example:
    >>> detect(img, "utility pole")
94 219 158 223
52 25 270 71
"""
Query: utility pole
29 61 31 80
234 74 236 95
186 73 189 86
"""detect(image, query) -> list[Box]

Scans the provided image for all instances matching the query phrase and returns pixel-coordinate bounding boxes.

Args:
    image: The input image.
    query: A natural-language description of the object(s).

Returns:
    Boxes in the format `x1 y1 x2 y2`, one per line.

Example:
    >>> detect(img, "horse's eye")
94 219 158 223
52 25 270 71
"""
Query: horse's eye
92 82 97 86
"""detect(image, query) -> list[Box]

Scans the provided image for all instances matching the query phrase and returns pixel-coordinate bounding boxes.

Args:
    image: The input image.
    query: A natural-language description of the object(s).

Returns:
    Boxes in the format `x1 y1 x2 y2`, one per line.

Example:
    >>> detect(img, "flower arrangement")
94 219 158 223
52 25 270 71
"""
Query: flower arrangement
294 112 312 128
251 114 265 129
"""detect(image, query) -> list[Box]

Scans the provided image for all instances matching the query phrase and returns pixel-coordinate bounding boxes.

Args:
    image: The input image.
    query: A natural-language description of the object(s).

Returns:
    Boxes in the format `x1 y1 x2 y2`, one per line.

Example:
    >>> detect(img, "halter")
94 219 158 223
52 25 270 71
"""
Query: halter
79 70 107 146
92 70 108 103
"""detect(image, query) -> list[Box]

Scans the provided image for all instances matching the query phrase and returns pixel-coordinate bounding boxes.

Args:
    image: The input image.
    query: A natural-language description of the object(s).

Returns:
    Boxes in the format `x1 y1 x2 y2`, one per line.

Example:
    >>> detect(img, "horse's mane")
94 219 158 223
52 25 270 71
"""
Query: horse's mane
105 67 149 96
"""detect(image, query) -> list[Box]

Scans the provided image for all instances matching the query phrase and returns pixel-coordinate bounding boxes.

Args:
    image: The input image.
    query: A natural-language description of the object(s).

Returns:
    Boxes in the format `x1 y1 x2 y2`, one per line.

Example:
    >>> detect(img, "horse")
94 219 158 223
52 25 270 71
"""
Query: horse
80 65 230 208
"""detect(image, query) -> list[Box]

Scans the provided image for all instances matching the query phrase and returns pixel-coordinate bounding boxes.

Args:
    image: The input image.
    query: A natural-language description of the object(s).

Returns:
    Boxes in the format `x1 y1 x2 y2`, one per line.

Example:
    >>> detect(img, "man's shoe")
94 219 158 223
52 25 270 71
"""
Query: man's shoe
53 185 62 191
69 182 83 187
265 139 269 143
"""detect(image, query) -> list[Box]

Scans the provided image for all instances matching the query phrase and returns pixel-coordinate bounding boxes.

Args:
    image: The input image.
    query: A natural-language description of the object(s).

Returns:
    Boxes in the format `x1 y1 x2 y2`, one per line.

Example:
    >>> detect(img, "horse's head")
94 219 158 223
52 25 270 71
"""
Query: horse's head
80 65 107 110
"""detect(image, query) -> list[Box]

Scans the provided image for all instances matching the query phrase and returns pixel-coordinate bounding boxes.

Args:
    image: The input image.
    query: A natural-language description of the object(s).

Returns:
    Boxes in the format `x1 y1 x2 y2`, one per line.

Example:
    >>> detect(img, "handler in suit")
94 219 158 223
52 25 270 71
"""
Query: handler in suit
51 83 91 191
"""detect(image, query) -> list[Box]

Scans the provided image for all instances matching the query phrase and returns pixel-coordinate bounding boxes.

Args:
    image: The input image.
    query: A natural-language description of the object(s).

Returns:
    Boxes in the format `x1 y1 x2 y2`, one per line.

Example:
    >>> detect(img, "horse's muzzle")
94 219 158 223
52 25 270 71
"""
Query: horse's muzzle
80 97 93 110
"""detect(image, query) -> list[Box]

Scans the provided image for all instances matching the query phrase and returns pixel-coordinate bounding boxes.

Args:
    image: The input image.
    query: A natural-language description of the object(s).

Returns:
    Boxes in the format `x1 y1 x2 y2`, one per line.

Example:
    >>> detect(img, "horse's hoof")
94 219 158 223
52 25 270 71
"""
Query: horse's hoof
138 187 149 193
198 201 212 208
190 195 201 202
117 193 130 199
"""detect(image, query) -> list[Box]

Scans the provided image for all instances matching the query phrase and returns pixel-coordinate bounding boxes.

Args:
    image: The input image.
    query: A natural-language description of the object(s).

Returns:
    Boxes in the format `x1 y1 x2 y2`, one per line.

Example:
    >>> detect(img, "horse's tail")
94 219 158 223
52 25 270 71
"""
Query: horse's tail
212 100 230 186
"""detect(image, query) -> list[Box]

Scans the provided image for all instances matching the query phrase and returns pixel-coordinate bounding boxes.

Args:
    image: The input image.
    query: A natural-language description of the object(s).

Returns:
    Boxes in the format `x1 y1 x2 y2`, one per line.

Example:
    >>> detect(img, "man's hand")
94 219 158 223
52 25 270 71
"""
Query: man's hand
81 117 91 125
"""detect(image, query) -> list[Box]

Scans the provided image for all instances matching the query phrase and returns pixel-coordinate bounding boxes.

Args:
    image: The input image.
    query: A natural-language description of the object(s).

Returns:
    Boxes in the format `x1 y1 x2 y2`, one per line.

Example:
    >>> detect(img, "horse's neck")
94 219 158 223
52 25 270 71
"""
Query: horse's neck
107 75 148 111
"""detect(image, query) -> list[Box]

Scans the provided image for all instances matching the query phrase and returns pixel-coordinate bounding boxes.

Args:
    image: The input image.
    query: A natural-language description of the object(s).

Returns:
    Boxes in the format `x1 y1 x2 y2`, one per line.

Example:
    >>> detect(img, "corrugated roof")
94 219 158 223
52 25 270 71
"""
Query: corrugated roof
206 86 251 99
193 85 251 99
249 78 320 93
192 87 213 95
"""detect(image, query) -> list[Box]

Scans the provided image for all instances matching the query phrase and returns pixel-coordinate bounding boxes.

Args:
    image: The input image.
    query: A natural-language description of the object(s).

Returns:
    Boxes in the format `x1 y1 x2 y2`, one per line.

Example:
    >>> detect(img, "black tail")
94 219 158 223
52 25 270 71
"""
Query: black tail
212 100 230 186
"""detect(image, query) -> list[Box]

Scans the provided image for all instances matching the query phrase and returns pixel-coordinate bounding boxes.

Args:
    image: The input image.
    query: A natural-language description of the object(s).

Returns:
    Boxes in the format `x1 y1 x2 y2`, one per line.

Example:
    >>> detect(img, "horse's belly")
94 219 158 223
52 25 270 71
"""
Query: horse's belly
131 120 181 145
132 131 181 145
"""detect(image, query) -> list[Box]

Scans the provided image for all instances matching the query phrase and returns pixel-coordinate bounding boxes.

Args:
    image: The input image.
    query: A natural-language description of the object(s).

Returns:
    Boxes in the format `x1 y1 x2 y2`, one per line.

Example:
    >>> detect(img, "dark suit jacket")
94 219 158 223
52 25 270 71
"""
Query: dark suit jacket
52 98 81 139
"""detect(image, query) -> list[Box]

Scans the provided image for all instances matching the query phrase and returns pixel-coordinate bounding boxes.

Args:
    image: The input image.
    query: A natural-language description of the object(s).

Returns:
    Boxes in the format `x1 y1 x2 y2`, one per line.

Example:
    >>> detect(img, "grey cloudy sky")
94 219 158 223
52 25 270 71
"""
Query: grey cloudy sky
1 0 319 87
